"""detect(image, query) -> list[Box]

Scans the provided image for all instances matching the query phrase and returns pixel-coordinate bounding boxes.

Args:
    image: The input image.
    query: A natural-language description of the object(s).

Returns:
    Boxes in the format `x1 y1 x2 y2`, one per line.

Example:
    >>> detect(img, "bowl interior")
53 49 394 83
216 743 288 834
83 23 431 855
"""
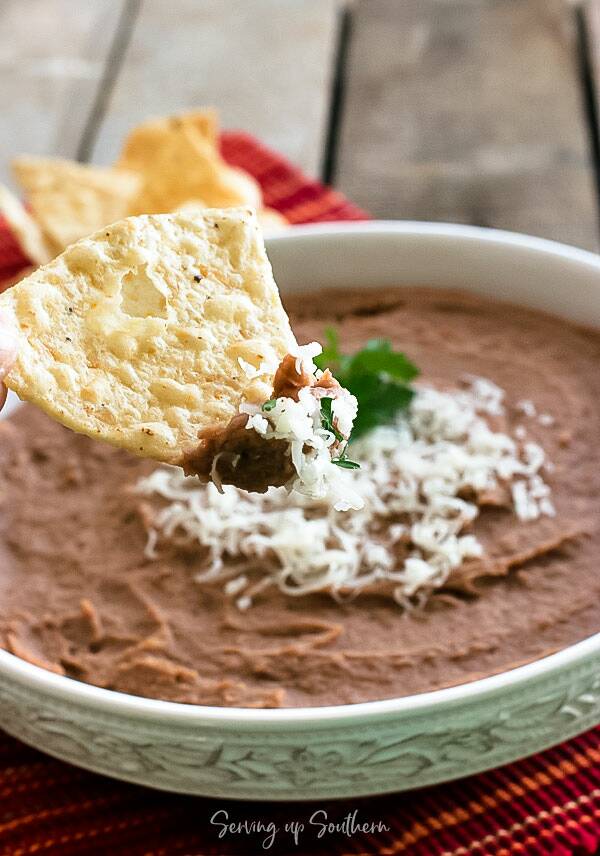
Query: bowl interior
2 221 600 723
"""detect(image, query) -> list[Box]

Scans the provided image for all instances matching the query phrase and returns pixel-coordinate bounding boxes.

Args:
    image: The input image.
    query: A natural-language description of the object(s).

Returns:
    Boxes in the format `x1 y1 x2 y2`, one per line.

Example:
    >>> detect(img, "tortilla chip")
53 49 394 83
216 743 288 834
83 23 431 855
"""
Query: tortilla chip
117 112 262 215
258 207 289 235
0 266 35 291
178 202 288 237
176 199 209 214
0 209 296 462
0 184 53 265
180 108 219 146
12 156 142 253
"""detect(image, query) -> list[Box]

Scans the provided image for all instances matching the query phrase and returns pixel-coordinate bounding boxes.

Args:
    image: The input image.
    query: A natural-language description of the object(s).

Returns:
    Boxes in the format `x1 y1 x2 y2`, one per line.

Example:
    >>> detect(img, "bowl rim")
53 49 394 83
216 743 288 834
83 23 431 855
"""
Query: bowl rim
1 632 600 725
264 218 600 269
3 219 600 727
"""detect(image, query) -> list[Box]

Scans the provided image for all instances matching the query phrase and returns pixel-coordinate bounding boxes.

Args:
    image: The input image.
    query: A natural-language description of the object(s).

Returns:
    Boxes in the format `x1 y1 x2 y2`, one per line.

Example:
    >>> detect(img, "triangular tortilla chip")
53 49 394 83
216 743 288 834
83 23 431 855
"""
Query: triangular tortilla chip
0 209 296 462
178 201 288 236
117 113 262 215
179 107 219 146
257 207 289 235
0 184 53 265
175 200 210 214
12 156 142 253
0 266 35 290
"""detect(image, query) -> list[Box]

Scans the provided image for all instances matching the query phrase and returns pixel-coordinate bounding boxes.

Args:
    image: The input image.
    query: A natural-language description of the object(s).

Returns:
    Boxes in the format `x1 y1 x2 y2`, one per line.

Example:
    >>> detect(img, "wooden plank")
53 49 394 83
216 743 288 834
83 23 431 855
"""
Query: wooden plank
336 0 599 250
584 0 600 160
0 0 126 188
90 0 341 177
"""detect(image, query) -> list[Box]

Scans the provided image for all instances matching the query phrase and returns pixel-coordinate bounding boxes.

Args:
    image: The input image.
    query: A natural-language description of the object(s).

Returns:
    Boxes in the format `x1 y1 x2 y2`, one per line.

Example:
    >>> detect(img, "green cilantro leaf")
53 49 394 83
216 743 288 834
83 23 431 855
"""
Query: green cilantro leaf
332 445 361 469
331 441 361 469
320 396 344 442
332 458 360 469
261 399 277 412
314 334 419 438
350 341 419 381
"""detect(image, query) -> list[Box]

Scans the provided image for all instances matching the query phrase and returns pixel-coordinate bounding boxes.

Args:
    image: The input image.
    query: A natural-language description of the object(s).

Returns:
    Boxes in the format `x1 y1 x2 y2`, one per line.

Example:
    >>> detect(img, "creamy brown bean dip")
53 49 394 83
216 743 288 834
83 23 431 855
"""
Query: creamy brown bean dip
1 287 599 707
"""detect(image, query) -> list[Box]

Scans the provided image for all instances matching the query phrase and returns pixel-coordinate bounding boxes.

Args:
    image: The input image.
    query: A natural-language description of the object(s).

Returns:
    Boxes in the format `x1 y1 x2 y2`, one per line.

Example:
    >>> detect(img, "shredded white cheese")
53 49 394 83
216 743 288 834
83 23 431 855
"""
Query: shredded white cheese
241 342 362 512
516 397 556 428
237 352 280 380
517 398 537 418
538 412 555 427
293 340 322 376
135 377 556 608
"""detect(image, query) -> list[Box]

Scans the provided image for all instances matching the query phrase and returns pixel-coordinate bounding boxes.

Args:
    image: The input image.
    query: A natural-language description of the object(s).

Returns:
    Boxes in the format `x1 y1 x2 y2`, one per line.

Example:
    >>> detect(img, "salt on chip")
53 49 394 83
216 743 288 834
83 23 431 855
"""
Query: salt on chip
0 184 54 265
12 156 142 253
117 112 262 215
0 208 296 462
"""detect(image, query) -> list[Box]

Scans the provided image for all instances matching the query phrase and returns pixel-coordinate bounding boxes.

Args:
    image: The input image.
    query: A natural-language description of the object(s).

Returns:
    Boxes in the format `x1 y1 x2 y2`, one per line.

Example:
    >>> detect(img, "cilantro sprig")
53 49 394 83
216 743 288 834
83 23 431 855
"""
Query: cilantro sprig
314 329 419 439
320 396 344 442
331 447 360 469
319 396 360 469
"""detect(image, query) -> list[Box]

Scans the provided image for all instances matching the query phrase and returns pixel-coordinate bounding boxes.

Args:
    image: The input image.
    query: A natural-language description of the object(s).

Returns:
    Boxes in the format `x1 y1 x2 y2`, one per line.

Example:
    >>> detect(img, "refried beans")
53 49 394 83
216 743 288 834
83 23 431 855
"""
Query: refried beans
179 355 347 493
0 286 599 708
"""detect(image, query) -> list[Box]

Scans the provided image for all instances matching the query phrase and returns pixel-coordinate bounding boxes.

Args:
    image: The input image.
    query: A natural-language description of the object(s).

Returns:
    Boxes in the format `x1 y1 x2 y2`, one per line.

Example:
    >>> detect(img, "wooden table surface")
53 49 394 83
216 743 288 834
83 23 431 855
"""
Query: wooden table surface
2 0 600 251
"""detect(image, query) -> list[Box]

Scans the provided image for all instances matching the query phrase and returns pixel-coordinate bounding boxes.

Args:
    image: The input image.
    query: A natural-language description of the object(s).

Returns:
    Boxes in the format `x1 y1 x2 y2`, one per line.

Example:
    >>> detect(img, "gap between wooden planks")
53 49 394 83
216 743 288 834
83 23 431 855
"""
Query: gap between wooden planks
0 0 344 182
3 0 600 251
88 0 343 178
0 0 126 189
334 0 600 250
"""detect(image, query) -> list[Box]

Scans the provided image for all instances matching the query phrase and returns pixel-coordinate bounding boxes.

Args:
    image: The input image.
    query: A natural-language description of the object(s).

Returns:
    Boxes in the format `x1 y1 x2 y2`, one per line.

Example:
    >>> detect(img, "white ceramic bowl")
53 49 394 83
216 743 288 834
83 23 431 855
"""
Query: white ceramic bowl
1 222 600 801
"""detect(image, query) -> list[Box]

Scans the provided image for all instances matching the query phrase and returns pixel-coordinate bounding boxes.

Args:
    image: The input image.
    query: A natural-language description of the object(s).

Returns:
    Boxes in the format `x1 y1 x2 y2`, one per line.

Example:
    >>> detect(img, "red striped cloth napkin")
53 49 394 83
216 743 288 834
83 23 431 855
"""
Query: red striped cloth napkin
0 133 599 856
